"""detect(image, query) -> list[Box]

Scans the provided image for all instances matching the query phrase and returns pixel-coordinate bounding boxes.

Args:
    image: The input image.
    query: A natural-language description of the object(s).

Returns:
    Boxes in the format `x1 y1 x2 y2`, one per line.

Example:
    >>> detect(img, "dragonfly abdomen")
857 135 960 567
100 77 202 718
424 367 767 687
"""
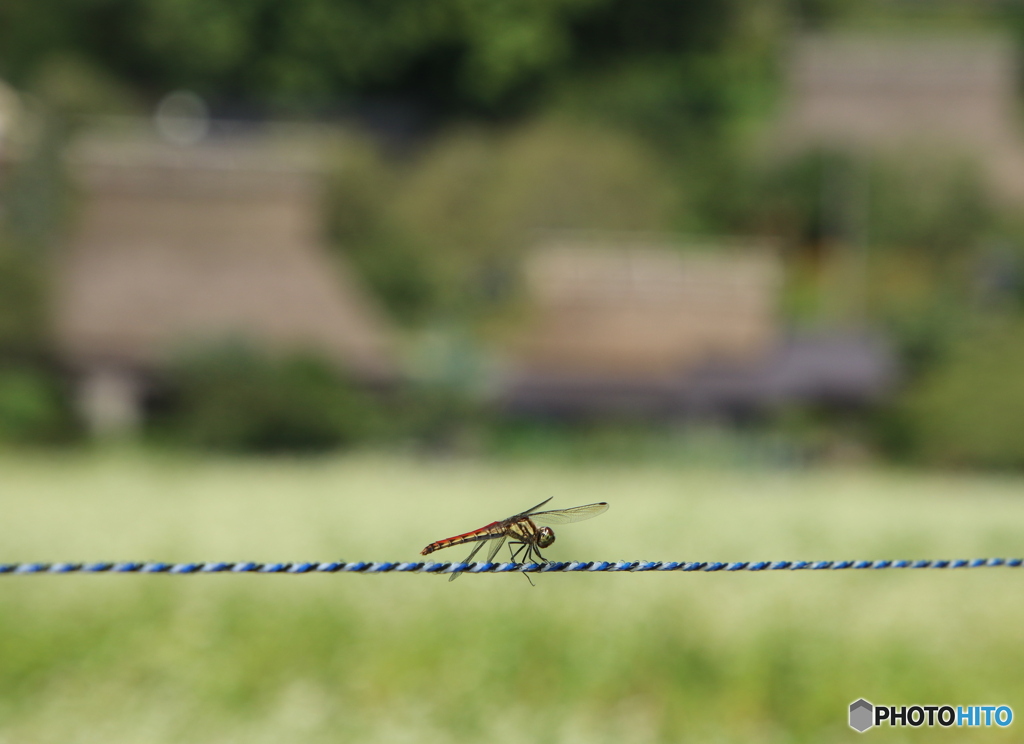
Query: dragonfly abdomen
421 522 503 556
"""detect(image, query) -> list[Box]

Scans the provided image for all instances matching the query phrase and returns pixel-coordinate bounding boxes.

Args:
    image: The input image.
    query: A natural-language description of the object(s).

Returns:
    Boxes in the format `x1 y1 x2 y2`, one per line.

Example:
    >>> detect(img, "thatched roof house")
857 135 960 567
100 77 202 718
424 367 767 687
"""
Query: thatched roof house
500 238 894 417
513 239 781 379
775 34 1024 200
56 123 397 435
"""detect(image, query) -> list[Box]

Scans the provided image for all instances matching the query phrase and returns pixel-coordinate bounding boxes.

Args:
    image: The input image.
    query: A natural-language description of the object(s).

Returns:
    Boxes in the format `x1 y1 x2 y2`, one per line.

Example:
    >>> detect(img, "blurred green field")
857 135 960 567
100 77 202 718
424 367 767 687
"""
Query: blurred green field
1 453 1023 743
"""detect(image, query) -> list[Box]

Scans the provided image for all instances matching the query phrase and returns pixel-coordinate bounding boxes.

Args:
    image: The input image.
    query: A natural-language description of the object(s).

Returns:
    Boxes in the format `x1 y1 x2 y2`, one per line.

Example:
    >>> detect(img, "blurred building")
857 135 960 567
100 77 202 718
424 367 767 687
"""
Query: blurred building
56 122 397 436
500 238 895 418
776 34 1024 201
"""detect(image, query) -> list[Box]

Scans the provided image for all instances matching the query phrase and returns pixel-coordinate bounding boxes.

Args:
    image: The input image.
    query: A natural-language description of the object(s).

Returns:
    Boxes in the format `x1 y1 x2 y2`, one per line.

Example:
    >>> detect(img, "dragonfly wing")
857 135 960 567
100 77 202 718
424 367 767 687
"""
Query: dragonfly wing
448 538 491 582
485 534 508 564
519 497 554 517
530 501 609 525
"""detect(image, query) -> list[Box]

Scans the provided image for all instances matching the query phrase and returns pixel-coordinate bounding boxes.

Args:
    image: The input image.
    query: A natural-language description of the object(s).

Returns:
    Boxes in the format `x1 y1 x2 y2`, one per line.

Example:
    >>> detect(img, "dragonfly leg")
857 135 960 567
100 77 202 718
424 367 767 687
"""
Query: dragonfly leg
521 545 542 586
527 545 550 569
508 542 535 584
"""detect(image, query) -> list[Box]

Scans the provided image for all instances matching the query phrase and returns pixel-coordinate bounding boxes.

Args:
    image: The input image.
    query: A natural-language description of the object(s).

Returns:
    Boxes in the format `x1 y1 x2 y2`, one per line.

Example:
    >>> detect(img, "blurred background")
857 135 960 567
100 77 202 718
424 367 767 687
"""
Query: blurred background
3 0 1024 742
3 0 1024 465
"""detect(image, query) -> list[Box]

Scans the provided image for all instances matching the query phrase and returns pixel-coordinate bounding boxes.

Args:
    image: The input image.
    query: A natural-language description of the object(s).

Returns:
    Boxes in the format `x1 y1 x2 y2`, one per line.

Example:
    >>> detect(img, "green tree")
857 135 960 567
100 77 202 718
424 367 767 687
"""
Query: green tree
160 345 380 453
0 0 779 120
908 320 1024 469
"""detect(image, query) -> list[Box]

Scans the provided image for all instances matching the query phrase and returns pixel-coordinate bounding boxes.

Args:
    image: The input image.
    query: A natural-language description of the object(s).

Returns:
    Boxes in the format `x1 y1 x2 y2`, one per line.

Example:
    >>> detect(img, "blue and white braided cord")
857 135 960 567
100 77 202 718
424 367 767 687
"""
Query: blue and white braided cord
0 557 1021 576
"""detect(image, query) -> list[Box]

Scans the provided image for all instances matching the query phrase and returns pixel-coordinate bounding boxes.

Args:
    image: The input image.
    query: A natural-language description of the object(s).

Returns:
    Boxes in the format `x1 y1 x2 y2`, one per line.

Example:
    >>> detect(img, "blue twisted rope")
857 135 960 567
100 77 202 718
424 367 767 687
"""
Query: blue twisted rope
0 557 1021 576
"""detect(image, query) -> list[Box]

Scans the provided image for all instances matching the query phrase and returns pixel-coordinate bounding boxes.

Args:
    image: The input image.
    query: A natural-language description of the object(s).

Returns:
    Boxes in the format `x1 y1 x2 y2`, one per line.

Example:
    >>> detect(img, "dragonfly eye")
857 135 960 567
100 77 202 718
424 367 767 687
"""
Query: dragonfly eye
537 527 555 549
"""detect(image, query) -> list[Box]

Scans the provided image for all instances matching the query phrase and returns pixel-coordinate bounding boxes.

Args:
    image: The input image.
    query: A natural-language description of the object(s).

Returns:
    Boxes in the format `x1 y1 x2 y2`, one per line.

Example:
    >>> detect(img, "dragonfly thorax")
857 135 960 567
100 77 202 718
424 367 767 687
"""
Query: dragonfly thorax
537 526 555 549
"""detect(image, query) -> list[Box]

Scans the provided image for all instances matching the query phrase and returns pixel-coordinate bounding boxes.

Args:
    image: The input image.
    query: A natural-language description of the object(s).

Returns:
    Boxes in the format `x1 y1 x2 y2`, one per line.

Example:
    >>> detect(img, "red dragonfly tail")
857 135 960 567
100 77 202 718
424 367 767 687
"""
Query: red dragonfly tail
421 522 502 556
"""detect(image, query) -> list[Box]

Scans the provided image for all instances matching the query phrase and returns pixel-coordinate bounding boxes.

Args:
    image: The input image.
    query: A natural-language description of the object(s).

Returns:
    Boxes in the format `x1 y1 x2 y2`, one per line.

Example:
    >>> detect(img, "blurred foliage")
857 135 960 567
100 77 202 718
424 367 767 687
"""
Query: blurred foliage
0 245 48 356
869 155 991 258
0 89 71 362
907 319 1024 469
0 366 75 444
0 111 71 252
155 345 382 454
26 53 141 119
745 148 1016 467
487 419 807 467
0 118 77 446
152 341 496 455
326 119 683 324
381 385 487 455
748 149 995 330
324 142 438 324
0 0 780 120
750 149 992 256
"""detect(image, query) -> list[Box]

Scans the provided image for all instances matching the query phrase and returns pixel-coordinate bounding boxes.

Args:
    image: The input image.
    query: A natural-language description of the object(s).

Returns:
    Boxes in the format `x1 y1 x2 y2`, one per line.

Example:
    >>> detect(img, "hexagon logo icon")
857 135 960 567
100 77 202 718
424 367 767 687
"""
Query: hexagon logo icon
849 699 874 732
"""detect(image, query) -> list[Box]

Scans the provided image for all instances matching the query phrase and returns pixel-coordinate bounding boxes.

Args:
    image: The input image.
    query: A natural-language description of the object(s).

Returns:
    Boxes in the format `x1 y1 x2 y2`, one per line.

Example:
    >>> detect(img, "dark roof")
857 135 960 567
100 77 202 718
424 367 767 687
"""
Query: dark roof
500 331 897 418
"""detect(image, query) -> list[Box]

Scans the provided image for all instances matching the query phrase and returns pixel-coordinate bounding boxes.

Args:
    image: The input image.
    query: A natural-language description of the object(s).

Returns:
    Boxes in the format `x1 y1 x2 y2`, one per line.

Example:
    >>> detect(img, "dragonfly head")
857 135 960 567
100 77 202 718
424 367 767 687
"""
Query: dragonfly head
537 526 555 549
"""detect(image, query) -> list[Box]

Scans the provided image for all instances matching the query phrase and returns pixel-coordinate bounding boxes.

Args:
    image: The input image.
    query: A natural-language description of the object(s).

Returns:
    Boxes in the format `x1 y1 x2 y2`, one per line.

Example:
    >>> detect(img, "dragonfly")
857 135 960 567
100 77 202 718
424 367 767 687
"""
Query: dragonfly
421 497 609 583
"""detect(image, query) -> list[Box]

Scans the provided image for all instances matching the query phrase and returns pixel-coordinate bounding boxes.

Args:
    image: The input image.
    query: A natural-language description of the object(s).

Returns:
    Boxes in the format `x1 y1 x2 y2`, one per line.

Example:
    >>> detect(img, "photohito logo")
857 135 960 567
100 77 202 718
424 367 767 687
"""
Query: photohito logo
849 699 1013 732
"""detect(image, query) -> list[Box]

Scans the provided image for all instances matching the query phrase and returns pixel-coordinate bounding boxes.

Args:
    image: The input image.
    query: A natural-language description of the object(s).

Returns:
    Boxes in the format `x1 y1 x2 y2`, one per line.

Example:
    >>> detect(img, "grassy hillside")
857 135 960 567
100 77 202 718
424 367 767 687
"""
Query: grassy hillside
0 453 1022 742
